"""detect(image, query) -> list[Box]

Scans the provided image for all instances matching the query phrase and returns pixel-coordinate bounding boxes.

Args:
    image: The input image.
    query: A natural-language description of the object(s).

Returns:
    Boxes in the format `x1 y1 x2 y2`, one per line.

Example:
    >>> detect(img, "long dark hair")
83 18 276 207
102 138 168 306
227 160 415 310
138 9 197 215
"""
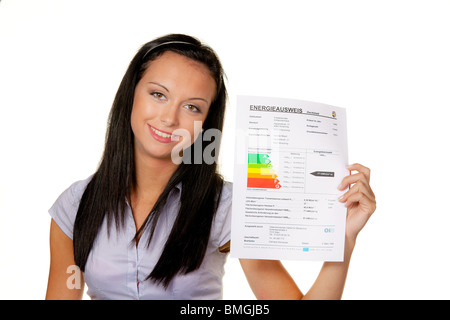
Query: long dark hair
73 34 227 288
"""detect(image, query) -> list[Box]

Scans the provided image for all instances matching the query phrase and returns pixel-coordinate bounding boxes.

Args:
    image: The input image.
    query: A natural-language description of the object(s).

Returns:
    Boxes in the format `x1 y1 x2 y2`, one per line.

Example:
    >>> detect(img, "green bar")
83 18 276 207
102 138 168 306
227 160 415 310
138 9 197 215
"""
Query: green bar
248 153 270 164
248 163 272 168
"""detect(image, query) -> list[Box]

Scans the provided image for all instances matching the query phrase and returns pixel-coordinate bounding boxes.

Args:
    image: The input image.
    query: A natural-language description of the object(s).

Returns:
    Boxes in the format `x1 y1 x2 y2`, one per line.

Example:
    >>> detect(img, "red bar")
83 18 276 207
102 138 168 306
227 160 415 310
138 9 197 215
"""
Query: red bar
247 178 281 189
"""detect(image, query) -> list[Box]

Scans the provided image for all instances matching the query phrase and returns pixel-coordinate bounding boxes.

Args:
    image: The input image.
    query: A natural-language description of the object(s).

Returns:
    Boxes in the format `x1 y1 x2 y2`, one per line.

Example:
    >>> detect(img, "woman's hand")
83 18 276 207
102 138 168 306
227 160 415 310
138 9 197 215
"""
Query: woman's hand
240 163 376 300
338 163 376 244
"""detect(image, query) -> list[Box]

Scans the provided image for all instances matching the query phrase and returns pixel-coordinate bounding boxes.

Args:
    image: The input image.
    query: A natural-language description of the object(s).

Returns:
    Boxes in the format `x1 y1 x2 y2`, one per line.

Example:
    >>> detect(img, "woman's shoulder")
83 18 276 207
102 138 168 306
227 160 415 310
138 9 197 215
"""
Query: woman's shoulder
57 175 93 206
48 175 93 239
221 180 233 201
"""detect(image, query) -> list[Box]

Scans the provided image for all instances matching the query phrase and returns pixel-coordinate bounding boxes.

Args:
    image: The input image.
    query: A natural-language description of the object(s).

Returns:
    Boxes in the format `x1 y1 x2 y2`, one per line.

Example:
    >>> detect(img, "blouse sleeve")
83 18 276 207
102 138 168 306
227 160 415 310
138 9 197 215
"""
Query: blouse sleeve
48 176 91 240
213 181 233 248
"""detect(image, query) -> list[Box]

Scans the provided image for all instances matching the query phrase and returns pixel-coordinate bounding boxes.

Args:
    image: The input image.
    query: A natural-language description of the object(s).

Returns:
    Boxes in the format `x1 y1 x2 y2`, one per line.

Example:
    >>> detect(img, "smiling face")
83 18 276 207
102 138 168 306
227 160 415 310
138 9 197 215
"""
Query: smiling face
131 51 217 163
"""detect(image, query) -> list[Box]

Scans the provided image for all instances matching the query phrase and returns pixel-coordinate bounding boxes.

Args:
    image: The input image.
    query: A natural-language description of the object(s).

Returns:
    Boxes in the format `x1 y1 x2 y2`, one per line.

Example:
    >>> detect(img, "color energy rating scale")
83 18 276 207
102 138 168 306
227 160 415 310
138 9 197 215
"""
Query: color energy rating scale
247 153 281 189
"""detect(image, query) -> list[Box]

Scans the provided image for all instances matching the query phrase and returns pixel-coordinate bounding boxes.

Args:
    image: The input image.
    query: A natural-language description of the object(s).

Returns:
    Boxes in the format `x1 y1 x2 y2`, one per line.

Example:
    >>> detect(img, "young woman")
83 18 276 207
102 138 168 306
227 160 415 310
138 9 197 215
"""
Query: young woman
45 34 376 300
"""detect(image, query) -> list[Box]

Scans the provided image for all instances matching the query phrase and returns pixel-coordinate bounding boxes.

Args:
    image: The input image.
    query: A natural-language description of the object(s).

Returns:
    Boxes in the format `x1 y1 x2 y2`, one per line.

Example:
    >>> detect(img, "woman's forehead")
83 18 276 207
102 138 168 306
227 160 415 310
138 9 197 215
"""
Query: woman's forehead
141 51 217 98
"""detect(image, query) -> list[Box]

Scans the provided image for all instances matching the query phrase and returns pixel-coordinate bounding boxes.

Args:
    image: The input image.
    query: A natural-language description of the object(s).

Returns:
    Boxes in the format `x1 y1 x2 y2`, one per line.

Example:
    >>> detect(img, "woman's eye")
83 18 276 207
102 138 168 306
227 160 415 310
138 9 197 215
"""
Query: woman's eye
151 92 165 100
185 104 200 112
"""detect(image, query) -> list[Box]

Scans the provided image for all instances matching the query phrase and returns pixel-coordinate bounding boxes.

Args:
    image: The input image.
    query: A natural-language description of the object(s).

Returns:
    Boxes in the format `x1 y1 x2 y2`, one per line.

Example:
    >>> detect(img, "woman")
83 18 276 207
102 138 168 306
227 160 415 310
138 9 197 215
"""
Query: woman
45 34 376 300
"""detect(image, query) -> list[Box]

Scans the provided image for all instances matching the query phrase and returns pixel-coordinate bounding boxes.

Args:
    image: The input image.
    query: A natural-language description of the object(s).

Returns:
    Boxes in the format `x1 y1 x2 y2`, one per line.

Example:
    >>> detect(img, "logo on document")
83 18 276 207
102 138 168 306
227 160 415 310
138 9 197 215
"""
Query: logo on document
332 111 336 118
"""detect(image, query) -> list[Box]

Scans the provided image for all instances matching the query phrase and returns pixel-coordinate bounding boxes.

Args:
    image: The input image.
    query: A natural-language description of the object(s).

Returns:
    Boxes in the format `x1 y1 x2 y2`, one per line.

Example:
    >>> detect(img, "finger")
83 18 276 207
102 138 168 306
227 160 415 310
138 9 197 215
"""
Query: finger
338 172 369 191
344 192 376 214
346 163 371 184
338 180 375 203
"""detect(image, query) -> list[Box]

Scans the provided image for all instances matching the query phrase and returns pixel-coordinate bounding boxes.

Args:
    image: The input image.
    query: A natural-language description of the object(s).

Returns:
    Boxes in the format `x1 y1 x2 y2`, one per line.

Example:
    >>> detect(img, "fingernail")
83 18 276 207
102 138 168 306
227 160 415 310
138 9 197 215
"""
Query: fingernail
337 183 343 190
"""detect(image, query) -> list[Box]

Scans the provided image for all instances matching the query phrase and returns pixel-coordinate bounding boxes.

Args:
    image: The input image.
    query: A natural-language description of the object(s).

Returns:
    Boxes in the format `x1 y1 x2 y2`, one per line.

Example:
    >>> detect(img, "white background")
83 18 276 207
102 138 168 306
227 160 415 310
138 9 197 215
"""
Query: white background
1 0 449 299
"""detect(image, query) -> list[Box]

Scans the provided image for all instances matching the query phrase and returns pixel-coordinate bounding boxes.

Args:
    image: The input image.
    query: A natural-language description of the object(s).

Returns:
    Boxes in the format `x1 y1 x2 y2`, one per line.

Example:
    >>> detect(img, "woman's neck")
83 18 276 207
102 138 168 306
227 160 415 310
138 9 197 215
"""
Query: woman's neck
132 152 178 203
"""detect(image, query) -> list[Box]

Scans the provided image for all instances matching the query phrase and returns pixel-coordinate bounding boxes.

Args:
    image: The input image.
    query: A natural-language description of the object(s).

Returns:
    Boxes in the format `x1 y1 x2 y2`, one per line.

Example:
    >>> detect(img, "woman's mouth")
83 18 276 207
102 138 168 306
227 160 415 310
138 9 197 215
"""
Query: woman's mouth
148 125 180 143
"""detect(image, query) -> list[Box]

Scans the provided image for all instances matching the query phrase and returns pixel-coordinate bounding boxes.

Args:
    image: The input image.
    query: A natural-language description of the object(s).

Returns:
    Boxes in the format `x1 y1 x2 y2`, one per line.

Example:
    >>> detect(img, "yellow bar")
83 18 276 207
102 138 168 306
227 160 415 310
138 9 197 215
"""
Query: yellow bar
247 168 275 175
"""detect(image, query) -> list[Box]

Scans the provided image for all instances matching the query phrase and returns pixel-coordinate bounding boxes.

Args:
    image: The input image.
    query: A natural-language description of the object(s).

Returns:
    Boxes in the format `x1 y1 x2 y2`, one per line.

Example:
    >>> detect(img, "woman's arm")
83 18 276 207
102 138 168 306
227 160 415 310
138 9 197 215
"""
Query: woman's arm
239 259 304 299
45 219 85 300
240 163 376 300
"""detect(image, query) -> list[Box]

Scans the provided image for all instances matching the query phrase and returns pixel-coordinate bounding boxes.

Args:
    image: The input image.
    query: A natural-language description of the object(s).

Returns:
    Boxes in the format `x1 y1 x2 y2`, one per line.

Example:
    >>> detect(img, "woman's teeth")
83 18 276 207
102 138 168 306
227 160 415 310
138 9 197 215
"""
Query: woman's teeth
151 126 175 138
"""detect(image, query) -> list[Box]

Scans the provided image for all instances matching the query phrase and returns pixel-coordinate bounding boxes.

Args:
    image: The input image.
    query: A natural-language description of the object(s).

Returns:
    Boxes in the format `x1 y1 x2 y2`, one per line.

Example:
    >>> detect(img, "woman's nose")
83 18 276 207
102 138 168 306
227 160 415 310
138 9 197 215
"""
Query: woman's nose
160 104 179 127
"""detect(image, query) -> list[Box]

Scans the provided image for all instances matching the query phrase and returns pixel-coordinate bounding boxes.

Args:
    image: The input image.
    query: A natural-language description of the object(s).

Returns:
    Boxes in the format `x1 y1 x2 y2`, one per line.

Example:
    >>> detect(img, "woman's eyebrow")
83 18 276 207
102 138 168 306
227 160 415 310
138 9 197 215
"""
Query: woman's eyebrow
189 97 209 104
147 81 169 92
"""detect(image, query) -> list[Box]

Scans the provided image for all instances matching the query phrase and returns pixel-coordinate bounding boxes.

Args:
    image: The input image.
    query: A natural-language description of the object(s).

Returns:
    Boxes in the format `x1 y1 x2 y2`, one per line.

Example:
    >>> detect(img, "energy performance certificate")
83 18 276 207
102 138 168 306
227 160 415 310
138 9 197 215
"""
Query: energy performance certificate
231 95 349 261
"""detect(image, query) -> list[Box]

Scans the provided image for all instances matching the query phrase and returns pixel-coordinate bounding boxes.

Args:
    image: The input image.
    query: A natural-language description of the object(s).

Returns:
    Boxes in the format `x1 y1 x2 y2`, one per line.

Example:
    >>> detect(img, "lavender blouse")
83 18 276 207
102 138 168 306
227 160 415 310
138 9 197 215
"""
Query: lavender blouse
49 176 233 300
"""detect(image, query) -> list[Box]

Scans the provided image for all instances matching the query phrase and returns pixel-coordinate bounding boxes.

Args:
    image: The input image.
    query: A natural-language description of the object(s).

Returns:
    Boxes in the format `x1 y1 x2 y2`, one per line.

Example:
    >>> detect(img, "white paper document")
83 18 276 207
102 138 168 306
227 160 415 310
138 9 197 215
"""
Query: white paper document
231 96 348 261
